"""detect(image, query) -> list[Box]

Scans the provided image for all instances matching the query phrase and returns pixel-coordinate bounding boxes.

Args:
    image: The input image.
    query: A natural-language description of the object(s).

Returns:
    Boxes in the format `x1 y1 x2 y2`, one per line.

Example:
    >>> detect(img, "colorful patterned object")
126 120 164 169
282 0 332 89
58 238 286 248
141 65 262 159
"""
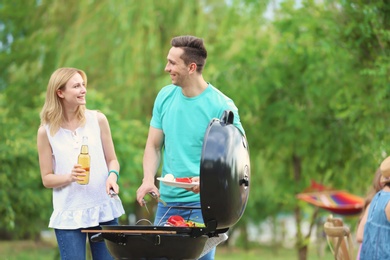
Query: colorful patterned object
296 190 364 215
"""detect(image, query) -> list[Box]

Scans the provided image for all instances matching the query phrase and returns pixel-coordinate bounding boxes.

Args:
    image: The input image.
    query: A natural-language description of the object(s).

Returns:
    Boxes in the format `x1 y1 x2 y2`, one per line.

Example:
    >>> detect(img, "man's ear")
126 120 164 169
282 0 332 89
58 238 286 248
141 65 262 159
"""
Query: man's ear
188 63 197 73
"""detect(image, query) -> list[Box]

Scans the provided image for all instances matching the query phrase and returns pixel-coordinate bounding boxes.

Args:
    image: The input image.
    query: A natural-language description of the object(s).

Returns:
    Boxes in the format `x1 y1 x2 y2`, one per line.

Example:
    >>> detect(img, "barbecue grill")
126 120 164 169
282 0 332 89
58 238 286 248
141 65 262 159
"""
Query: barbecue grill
84 110 250 259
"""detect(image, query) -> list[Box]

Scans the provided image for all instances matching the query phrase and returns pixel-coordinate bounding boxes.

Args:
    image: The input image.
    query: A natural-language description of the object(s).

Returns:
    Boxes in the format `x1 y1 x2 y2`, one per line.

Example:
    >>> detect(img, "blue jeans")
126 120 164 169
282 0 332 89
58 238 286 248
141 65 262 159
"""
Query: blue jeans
54 218 118 260
154 202 216 260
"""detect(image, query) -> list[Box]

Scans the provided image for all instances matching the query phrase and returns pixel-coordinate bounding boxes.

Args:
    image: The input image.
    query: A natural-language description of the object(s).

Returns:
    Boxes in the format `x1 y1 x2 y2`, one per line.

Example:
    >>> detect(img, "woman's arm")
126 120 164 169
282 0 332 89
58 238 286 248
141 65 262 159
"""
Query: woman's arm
356 204 371 243
37 126 77 188
386 199 390 222
97 112 120 194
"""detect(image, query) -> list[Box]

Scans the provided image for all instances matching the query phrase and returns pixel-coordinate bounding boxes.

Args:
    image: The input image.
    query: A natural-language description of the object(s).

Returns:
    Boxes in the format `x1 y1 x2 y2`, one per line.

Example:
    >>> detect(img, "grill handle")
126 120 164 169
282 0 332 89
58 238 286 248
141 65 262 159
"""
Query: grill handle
91 233 104 242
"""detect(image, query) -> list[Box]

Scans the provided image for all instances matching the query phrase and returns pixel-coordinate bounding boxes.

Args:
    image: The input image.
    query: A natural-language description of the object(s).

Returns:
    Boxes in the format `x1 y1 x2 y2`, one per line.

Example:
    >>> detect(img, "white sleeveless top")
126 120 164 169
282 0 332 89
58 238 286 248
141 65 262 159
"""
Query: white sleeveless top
45 110 125 229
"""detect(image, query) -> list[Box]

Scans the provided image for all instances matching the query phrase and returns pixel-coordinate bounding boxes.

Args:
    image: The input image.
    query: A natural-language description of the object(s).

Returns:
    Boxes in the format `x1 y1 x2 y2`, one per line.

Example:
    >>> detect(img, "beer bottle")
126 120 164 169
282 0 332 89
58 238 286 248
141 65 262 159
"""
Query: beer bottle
77 136 90 185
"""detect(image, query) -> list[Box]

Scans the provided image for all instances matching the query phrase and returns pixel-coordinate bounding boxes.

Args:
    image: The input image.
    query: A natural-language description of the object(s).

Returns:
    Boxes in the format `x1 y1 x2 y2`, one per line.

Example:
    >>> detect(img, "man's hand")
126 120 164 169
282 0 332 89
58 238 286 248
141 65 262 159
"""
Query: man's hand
186 177 200 193
136 182 159 206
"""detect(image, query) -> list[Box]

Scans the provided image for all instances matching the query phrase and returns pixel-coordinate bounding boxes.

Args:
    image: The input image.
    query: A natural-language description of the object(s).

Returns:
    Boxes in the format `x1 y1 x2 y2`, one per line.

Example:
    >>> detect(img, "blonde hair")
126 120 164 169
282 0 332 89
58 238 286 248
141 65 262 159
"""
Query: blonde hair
40 67 87 136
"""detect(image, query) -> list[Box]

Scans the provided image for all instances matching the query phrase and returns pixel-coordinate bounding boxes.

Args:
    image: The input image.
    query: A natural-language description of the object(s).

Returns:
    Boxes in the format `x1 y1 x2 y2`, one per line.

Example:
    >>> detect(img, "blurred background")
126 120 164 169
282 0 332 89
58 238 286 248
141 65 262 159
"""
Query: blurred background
0 0 389 259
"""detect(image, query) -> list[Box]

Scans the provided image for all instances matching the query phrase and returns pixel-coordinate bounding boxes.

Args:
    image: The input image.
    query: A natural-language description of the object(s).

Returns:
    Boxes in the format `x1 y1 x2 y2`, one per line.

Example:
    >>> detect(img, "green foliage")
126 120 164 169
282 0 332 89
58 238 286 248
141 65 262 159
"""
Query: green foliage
0 92 49 238
207 0 389 254
1 4 389 260
53 0 215 119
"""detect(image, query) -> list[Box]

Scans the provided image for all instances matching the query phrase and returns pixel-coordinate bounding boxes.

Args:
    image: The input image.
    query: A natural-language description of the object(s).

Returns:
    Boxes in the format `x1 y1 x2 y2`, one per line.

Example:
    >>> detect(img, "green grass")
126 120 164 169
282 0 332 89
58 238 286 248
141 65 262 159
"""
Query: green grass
0 240 58 260
215 245 335 260
0 240 337 260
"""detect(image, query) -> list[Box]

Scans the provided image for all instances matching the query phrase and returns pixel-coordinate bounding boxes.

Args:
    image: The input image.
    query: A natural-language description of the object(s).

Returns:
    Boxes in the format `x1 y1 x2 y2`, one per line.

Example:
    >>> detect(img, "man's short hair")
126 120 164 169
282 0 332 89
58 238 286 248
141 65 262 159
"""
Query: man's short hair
171 35 207 73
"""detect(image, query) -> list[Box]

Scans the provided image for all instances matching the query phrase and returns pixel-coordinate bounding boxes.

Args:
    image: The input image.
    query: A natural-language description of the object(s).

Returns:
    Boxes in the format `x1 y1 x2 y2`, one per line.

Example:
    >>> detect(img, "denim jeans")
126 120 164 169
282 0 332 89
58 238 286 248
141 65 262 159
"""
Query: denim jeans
54 218 118 260
154 201 216 260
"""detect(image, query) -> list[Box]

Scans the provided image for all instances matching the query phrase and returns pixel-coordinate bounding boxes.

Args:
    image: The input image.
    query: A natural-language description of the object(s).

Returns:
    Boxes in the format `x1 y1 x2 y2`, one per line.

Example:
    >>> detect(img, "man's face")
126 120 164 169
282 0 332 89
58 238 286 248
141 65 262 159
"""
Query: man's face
164 47 190 86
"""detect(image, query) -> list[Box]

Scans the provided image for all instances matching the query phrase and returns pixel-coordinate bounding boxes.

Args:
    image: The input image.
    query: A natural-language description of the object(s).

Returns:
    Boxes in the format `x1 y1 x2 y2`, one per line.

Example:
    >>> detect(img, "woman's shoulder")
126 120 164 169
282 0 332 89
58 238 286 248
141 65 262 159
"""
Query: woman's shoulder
91 110 109 127
37 124 48 137
38 124 46 132
84 109 108 129
85 109 106 119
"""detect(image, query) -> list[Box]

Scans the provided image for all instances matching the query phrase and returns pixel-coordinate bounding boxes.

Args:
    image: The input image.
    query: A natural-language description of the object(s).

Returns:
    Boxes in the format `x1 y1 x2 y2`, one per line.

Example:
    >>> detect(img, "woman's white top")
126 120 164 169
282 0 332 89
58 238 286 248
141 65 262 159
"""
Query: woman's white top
45 110 125 229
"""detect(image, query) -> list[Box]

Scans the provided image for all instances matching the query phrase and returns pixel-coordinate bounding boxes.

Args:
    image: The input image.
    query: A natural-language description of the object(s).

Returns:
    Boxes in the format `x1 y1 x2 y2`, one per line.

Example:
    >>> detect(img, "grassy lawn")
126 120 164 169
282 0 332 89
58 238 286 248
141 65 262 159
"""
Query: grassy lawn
0 240 58 260
0 240 338 260
215 245 336 260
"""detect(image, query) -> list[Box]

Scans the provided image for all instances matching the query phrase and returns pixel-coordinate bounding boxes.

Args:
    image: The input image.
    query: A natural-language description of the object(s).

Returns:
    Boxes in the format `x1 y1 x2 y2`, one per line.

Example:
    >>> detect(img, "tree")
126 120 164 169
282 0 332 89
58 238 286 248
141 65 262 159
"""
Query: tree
211 0 389 259
0 0 262 239
1 3 389 260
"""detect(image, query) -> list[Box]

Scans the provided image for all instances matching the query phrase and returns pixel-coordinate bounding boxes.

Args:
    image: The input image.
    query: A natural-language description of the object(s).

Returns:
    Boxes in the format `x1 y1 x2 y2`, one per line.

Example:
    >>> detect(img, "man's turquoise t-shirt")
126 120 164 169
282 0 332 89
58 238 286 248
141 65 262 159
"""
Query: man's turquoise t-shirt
151 83 245 202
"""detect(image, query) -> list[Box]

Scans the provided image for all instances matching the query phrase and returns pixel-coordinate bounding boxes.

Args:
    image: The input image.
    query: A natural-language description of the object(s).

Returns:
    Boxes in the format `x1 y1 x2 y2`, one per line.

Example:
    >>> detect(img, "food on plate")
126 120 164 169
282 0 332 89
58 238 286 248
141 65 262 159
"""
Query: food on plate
166 215 205 227
162 174 195 183
175 177 192 183
163 173 175 181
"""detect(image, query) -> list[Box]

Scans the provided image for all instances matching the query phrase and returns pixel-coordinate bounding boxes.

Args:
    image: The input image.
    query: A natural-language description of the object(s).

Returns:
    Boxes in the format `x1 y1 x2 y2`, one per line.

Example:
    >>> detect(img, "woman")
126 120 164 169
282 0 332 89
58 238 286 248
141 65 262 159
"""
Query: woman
37 67 125 259
356 168 382 259
360 157 390 259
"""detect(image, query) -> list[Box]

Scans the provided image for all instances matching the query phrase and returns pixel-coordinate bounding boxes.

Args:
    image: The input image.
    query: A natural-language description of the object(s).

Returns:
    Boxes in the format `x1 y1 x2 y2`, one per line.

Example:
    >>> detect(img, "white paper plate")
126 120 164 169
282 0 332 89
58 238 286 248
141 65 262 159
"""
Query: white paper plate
157 177 199 188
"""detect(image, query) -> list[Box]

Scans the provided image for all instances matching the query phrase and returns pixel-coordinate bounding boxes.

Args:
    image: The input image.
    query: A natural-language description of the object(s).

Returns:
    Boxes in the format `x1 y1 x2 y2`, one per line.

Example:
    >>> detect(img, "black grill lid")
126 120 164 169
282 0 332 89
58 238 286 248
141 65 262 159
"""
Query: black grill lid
200 110 250 231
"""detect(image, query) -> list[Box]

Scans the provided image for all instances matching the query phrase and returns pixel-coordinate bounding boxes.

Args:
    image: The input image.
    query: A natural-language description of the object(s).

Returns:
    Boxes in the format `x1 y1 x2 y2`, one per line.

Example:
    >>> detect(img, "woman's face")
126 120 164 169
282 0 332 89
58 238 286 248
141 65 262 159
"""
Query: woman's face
57 73 87 107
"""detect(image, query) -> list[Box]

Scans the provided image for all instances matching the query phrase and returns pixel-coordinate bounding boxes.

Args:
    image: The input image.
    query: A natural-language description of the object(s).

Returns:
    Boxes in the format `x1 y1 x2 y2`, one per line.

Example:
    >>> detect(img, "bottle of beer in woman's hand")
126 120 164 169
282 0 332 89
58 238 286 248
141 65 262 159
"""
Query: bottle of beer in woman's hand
77 136 90 185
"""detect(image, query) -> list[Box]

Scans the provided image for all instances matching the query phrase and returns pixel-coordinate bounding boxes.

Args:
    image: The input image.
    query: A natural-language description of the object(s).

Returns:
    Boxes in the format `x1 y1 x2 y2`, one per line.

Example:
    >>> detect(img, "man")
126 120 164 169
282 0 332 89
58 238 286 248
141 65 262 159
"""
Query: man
136 35 244 260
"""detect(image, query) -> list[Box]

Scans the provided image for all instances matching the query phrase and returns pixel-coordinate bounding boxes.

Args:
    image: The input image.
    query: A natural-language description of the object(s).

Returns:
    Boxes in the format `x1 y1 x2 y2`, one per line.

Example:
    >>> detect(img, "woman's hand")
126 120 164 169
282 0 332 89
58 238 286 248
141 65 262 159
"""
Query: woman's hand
106 172 120 195
70 164 86 183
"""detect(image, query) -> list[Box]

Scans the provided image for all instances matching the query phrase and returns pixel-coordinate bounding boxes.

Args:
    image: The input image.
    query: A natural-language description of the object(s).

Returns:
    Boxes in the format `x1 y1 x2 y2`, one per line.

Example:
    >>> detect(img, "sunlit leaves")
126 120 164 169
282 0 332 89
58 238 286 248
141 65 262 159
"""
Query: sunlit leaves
0 1 389 248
